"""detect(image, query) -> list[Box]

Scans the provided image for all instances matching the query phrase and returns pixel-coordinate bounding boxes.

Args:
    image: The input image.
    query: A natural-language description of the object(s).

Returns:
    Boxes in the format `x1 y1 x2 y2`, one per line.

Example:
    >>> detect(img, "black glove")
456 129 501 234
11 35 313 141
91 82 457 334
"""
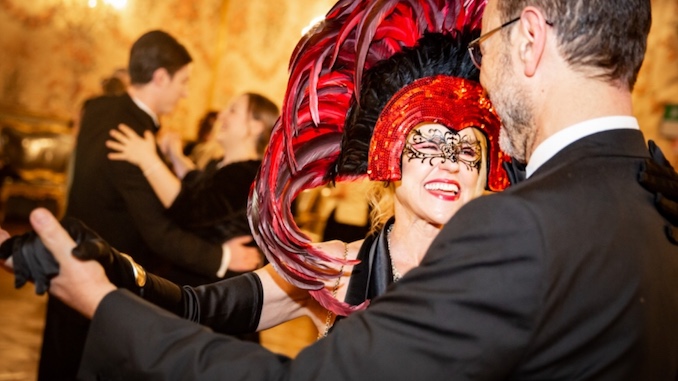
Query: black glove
64 217 145 292
0 217 265 331
503 158 527 185
638 140 678 227
65 220 266 327
62 218 189 314
0 217 142 294
0 228 59 294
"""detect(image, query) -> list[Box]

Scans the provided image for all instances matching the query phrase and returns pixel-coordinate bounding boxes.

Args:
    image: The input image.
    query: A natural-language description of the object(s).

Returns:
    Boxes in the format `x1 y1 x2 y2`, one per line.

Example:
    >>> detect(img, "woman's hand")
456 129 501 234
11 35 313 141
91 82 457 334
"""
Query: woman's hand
108 124 182 207
158 131 196 179
224 236 263 272
106 124 161 173
158 131 184 160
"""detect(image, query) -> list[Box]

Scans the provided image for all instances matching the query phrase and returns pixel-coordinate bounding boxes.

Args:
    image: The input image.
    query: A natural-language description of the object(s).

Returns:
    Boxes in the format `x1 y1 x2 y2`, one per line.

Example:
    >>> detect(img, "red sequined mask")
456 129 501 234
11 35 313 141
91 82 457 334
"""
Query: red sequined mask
367 75 509 191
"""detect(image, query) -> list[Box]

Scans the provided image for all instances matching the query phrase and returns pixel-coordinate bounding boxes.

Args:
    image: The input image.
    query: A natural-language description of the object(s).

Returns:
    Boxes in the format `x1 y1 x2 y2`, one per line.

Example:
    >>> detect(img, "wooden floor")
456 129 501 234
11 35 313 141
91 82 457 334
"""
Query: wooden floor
0 269 46 381
0 218 317 381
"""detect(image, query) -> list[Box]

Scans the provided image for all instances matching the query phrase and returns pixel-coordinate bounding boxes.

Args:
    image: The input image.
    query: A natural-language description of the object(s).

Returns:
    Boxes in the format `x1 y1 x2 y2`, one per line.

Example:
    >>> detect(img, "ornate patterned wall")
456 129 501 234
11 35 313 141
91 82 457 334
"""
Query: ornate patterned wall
633 0 678 163
211 1 335 110
0 0 676 160
0 0 334 137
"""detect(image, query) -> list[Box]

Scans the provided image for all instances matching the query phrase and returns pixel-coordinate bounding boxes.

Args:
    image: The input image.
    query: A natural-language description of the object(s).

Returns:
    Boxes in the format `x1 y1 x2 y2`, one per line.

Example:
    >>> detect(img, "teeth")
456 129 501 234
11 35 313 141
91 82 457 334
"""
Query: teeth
425 183 459 193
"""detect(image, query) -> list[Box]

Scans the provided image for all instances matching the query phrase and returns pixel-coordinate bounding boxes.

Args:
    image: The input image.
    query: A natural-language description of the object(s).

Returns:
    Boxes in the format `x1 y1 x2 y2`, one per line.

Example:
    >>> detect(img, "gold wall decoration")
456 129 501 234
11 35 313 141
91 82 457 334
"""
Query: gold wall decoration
0 0 334 139
633 0 678 163
210 1 336 115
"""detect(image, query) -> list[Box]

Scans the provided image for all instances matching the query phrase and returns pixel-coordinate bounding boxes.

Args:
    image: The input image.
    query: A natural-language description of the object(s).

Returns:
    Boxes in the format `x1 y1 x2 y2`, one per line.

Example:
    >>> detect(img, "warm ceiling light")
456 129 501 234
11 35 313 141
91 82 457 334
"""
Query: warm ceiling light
86 0 127 10
104 0 128 10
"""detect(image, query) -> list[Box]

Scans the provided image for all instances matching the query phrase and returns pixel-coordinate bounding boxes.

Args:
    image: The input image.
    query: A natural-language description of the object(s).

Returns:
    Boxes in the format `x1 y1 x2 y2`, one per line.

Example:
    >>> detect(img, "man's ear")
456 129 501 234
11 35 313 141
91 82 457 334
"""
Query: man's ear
517 7 549 77
151 67 170 86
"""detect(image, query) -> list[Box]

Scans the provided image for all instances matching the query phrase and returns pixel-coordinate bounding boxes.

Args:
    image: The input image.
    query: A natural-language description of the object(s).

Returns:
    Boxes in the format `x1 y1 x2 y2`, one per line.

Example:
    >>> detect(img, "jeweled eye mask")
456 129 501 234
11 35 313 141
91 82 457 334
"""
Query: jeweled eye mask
404 127 481 172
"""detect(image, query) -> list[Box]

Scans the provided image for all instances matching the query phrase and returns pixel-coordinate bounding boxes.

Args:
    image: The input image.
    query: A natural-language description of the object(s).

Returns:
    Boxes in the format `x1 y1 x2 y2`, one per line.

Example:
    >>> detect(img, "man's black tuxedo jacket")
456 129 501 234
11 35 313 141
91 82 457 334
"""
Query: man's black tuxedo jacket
67 93 221 273
39 94 222 380
79 129 678 380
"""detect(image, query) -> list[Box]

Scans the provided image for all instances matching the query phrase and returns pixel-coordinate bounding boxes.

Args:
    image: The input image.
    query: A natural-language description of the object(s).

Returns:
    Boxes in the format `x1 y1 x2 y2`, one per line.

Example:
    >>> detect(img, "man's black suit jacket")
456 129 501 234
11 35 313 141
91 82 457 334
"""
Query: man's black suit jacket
79 129 678 380
67 93 222 273
39 94 222 380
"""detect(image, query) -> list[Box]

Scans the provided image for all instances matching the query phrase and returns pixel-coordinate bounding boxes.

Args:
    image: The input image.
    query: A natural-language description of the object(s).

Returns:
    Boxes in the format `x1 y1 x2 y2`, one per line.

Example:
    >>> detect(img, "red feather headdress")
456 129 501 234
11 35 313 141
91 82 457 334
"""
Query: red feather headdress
248 0 497 316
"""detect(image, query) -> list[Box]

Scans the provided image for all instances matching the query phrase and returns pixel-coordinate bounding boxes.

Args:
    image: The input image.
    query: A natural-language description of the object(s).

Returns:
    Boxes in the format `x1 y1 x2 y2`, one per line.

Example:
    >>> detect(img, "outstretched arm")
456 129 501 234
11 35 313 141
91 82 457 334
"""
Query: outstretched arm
2 211 323 336
106 124 182 208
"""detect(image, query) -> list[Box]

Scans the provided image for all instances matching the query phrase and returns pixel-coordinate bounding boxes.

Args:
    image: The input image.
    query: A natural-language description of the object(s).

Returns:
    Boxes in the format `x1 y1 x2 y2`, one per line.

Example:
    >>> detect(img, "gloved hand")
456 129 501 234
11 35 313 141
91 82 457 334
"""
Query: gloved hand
64 217 145 292
0 227 59 294
503 158 527 186
0 217 143 295
638 140 678 226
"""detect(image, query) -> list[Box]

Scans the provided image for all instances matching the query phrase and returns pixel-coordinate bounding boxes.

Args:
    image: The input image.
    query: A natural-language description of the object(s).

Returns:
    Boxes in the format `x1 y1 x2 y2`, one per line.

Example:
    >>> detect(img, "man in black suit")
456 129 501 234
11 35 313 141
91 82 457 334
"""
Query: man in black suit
39 30 261 380
6 0 678 379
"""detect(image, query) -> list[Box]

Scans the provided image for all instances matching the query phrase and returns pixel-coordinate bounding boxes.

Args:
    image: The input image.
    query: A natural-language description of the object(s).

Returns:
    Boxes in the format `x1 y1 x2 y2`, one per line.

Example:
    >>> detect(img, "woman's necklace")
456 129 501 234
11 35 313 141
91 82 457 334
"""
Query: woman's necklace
318 242 348 339
386 224 402 282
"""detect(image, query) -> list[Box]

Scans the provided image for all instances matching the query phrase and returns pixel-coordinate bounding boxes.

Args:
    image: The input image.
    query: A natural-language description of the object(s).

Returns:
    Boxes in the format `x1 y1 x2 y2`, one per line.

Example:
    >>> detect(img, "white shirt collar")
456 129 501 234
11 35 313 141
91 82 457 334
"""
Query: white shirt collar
130 96 160 127
525 116 639 178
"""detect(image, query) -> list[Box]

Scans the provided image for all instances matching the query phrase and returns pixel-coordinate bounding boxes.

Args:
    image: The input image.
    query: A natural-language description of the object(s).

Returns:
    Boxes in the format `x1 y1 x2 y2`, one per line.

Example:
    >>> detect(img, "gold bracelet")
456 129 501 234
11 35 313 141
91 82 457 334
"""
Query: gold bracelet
120 253 147 288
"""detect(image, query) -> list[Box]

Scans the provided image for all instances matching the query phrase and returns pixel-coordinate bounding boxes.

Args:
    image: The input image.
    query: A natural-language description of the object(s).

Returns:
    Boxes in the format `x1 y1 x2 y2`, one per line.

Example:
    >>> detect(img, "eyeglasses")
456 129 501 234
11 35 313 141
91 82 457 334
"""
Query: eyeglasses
468 17 554 69
467 17 520 69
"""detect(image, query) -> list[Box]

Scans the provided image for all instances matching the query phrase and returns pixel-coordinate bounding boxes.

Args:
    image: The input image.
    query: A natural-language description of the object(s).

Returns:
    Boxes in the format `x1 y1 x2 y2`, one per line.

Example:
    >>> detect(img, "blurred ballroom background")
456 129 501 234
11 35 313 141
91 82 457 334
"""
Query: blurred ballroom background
0 0 676 380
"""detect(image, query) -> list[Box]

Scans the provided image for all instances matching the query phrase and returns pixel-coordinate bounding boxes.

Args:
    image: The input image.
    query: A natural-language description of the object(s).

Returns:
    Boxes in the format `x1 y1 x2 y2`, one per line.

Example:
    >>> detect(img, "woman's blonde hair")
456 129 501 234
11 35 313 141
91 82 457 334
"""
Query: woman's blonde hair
366 181 396 234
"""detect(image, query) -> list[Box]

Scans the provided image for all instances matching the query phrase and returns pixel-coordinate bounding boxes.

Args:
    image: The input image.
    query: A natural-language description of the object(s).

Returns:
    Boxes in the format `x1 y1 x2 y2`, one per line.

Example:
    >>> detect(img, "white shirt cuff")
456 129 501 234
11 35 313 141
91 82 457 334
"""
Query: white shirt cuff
216 244 231 278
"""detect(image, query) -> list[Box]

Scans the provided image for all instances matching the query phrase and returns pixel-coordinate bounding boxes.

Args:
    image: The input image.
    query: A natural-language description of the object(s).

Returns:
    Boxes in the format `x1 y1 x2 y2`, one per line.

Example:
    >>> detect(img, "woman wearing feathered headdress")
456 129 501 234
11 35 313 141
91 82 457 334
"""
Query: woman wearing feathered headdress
246 0 509 335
